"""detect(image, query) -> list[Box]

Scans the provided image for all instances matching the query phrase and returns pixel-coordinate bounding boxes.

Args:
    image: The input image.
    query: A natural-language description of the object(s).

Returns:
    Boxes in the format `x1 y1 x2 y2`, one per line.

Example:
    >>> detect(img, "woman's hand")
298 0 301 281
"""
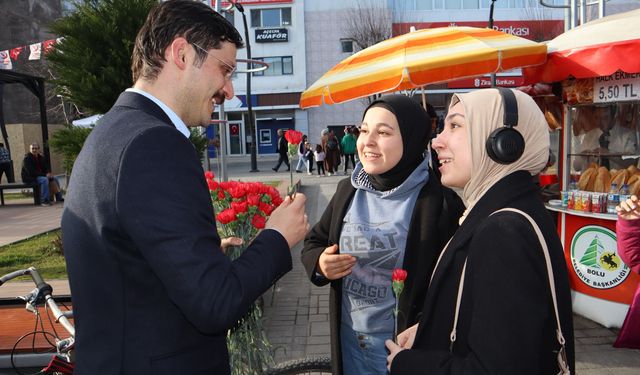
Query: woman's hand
397 323 418 349
616 195 640 221
220 237 244 254
385 340 406 372
317 244 356 280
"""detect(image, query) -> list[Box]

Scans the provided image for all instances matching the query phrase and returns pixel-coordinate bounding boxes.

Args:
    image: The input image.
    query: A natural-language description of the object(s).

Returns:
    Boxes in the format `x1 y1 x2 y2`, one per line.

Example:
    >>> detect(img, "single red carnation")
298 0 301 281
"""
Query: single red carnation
204 171 215 180
284 129 304 145
216 208 237 224
259 202 273 215
392 268 408 283
207 179 218 191
247 193 261 206
251 214 266 229
231 201 248 213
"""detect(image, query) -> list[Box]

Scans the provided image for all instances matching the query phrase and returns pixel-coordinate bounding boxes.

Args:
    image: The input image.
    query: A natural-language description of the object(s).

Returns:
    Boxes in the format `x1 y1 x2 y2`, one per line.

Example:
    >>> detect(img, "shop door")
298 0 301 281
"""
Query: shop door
227 120 245 155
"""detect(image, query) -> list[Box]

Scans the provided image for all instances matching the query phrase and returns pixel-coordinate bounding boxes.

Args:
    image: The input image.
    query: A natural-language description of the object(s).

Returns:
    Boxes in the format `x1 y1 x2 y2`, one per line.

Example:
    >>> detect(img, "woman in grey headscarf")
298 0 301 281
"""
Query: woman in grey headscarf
386 88 575 374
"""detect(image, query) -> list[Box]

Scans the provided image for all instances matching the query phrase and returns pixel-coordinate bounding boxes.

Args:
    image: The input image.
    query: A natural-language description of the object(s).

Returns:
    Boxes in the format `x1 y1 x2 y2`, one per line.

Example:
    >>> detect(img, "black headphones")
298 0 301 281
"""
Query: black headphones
485 87 525 164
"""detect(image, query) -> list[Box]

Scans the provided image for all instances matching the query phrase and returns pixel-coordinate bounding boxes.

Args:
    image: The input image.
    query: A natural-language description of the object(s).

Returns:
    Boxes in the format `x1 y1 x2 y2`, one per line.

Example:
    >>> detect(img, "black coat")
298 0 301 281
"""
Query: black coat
62 92 292 374
301 172 464 374
391 171 575 374
21 153 48 183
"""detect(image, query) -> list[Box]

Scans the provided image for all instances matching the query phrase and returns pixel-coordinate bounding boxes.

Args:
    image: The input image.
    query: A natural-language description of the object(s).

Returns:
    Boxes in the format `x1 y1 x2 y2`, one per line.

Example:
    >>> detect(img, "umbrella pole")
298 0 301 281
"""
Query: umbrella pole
420 86 427 110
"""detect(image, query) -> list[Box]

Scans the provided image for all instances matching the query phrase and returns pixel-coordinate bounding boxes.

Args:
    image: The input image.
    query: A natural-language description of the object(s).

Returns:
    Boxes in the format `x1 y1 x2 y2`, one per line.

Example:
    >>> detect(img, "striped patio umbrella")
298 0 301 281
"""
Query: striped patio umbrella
524 8 640 83
300 26 547 108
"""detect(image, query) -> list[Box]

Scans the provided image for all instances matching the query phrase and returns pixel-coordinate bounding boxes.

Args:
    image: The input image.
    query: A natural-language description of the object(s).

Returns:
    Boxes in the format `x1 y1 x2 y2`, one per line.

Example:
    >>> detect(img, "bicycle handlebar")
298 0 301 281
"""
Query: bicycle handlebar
0 267 75 337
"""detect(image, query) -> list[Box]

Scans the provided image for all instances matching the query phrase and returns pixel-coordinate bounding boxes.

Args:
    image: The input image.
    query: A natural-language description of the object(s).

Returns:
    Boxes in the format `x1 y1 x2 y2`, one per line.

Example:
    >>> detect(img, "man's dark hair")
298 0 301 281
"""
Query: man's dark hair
132 0 243 82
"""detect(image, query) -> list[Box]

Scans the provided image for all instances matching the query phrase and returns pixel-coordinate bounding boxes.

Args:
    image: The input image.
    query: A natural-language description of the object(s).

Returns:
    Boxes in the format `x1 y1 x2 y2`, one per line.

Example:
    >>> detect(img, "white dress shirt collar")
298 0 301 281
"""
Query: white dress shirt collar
125 88 190 139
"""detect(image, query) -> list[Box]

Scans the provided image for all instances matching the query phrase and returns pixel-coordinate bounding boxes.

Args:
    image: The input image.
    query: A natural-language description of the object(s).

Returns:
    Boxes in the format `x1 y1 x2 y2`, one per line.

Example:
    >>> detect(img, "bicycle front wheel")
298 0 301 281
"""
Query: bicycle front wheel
262 356 331 375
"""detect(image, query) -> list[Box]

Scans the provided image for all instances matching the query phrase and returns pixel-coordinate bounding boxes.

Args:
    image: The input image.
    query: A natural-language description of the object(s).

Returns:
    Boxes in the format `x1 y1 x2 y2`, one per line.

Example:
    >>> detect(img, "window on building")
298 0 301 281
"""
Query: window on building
444 0 462 9
250 8 292 28
223 10 234 27
253 56 293 76
416 0 433 10
462 0 479 8
340 39 354 53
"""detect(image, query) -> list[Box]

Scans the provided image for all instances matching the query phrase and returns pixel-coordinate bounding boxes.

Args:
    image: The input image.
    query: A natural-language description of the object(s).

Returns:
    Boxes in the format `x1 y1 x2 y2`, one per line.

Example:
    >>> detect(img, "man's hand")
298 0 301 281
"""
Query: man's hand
220 237 243 254
617 195 640 221
317 245 355 280
266 193 309 249
397 323 418 349
385 339 406 372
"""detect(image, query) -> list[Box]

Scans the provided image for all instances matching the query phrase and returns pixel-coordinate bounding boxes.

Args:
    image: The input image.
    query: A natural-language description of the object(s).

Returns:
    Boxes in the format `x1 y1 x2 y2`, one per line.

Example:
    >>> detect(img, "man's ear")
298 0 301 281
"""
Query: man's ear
168 37 190 70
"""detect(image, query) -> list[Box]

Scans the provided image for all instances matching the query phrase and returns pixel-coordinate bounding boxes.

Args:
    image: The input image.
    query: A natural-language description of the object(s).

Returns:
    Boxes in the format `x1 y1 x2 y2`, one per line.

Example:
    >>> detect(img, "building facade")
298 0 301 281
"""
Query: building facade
208 0 640 156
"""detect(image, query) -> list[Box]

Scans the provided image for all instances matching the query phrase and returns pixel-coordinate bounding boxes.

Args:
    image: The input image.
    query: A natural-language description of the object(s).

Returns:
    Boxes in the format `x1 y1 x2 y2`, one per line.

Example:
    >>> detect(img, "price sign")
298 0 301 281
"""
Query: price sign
594 72 640 103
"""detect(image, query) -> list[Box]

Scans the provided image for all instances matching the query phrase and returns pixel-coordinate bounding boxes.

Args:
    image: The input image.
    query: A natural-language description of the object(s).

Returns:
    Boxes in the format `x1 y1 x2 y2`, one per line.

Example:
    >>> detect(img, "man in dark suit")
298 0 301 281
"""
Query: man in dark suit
61 1 309 374
272 128 290 172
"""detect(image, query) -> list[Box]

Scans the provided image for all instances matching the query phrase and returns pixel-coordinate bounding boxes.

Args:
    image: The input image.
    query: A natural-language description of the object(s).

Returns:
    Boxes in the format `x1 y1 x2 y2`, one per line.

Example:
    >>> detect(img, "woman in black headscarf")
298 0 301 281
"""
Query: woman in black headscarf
301 95 464 374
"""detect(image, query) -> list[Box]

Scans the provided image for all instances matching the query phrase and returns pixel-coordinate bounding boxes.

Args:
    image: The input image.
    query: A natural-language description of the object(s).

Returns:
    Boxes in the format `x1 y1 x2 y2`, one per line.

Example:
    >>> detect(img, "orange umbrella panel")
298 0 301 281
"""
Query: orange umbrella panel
300 26 547 108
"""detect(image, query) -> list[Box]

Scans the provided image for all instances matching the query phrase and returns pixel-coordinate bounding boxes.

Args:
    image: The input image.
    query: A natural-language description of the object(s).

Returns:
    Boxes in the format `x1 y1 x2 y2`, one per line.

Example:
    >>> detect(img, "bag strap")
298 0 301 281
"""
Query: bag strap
445 207 570 374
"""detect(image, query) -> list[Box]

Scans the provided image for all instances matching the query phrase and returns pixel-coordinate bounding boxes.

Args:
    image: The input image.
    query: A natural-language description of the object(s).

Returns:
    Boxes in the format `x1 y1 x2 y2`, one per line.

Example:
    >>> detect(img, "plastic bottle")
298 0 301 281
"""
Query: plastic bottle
619 184 631 206
567 179 578 209
607 183 619 214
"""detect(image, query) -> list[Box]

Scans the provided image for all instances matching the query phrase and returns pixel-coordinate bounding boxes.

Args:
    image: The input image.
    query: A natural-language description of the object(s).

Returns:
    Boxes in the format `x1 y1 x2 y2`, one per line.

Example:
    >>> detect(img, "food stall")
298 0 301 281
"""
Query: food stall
524 9 640 328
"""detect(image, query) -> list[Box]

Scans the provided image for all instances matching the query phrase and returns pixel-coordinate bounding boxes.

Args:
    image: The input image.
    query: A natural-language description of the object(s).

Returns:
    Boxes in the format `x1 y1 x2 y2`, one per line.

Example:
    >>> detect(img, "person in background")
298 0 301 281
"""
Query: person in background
272 128 290 172
0 142 11 183
341 126 357 174
386 88 574 374
61 1 309 374
613 194 640 349
322 128 341 176
21 142 63 206
314 144 326 177
302 95 463 375
304 142 314 175
295 134 309 173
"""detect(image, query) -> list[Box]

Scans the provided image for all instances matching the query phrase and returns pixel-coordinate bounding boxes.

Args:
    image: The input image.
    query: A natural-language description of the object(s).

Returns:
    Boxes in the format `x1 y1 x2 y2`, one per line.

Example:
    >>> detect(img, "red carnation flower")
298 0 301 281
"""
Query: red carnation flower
392 268 408 283
284 129 304 145
228 186 246 199
251 214 266 229
207 179 219 191
216 208 237 224
259 202 273 215
204 171 215 180
217 190 226 200
231 201 248 214
247 193 261 206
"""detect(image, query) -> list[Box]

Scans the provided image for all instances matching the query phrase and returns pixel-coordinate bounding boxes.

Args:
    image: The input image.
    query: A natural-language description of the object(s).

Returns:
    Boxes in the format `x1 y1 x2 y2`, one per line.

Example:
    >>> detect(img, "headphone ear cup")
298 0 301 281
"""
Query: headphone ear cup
486 127 525 164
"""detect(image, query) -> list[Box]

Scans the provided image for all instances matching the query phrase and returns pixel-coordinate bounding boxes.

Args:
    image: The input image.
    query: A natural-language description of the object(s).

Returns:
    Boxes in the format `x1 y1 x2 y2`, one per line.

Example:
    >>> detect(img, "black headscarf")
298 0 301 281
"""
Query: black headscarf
362 95 431 191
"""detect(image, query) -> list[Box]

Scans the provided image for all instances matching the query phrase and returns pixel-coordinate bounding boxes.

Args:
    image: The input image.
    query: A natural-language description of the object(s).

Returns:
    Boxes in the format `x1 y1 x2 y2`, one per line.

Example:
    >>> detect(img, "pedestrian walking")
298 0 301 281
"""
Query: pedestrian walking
272 129 290 172
341 126 357 173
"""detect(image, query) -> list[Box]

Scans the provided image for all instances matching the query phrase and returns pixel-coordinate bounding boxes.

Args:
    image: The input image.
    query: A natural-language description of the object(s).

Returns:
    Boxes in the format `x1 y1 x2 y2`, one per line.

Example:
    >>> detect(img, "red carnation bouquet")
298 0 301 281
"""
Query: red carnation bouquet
206 170 283 259
205 170 284 374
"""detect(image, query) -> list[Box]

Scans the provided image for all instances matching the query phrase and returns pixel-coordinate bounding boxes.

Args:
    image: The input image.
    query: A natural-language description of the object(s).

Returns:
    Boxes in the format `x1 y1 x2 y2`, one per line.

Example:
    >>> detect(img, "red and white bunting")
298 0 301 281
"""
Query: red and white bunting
10 47 23 61
42 39 56 54
0 50 12 69
29 43 42 60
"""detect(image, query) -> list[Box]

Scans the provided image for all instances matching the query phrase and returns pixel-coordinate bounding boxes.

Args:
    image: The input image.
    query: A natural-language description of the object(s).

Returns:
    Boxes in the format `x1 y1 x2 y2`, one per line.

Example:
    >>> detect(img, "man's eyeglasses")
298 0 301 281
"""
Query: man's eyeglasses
191 43 236 82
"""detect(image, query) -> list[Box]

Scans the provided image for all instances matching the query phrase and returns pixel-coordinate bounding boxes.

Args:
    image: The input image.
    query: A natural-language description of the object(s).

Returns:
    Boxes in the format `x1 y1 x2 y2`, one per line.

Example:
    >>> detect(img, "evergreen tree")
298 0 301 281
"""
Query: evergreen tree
47 0 157 114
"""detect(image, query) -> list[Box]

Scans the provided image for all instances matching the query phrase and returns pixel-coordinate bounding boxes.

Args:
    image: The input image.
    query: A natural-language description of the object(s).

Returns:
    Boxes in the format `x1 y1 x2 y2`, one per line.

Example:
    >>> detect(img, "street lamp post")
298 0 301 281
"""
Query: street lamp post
225 1 259 172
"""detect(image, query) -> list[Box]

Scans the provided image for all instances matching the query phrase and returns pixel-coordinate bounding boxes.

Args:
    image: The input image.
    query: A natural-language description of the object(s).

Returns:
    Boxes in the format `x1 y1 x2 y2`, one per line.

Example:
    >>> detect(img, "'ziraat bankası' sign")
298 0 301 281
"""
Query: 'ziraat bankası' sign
255 28 288 43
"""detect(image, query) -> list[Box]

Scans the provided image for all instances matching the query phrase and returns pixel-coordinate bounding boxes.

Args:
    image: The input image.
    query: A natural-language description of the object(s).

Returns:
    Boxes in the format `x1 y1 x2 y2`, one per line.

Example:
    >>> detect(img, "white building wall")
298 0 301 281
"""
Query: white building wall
303 0 388 145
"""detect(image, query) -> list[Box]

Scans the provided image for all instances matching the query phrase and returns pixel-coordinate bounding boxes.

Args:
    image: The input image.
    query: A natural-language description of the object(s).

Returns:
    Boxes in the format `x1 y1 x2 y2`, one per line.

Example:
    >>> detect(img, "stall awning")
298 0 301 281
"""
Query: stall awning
524 9 640 83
